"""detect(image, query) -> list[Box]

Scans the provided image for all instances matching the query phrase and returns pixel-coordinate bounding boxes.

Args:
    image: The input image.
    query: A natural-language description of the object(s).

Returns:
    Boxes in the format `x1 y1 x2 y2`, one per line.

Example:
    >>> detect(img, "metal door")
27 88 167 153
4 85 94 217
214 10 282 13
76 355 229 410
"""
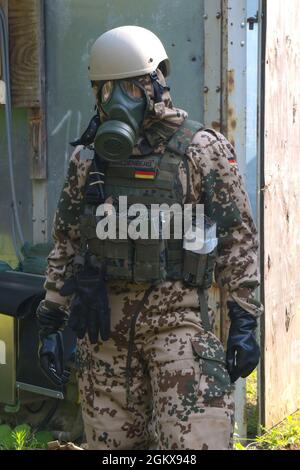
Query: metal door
44 0 205 223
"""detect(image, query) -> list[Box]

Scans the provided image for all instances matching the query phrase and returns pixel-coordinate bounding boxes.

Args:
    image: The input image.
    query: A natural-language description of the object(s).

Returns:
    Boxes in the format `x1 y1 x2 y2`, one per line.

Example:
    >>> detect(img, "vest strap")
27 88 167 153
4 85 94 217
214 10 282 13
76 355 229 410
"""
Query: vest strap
198 288 211 332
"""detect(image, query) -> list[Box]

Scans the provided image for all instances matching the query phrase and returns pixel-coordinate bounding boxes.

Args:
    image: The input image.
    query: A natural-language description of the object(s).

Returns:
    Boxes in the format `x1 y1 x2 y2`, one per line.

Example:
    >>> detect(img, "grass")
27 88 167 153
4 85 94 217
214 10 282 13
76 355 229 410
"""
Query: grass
235 412 300 450
0 423 52 450
254 413 300 450
246 370 258 438
234 371 300 450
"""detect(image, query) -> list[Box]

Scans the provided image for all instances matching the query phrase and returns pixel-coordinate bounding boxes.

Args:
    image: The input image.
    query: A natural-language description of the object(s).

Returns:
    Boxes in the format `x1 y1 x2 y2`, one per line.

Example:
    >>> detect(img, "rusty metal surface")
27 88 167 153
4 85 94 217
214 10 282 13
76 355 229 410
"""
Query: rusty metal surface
219 0 248 438
221 0 247 179
220 0 247 361
203 0 222 130
246 0 259 220
262 0 300 428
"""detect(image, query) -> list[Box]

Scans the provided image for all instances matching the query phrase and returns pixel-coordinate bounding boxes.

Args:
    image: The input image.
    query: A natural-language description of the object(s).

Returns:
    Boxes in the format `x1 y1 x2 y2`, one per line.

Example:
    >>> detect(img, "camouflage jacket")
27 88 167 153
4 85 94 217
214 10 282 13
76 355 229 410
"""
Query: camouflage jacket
44 128 263 317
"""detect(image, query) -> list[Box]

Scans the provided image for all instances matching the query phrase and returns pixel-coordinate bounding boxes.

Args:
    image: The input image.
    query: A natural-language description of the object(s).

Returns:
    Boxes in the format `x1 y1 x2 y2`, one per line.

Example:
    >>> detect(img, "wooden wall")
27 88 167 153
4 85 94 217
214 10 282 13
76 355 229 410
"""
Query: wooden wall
262 0 300 428
9 0 44 108
8 0 46 179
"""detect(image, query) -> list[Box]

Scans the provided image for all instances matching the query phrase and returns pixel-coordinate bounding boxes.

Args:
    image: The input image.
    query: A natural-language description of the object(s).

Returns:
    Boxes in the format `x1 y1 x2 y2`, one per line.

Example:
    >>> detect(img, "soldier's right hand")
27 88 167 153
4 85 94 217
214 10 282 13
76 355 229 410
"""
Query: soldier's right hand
38 331 70 386
36 301 70 386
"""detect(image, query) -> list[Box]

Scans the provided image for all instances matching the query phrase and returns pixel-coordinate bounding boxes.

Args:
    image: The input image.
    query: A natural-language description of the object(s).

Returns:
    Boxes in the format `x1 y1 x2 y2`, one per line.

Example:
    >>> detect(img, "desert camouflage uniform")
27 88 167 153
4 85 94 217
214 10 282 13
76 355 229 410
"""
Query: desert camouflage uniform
43 72 261 450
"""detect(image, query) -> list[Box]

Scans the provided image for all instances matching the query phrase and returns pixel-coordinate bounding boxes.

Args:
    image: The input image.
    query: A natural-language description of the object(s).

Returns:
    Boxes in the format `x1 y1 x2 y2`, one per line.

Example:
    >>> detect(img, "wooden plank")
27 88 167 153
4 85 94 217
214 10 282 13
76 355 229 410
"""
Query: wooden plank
8 0 47 179
29 0 47 180
8 0 42 107
262 0 300 428
28 105 47 179
32 179 48 243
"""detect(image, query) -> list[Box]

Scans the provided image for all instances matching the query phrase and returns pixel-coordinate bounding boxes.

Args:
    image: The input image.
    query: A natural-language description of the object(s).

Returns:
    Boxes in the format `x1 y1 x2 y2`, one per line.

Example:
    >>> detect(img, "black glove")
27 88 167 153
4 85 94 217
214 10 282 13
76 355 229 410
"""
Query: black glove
59 267 111 345
36 300 70 386
226 301 260 383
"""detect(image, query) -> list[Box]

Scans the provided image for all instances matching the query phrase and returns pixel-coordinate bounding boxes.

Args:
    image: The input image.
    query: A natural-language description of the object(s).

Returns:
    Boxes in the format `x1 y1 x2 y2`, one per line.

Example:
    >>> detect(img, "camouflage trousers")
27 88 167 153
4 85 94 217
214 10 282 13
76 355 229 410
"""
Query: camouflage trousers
75 281 235 450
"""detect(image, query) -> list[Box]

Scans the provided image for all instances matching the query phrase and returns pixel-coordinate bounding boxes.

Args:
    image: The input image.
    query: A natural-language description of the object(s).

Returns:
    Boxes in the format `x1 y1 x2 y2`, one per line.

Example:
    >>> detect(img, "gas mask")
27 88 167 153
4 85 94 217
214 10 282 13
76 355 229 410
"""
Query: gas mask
94 79 149 162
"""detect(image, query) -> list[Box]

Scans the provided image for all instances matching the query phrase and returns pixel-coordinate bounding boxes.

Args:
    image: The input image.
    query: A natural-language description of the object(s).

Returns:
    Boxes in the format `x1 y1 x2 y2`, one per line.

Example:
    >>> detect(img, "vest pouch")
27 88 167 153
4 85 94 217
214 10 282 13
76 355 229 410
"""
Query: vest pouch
88 237 106 258
133 238 167 282
203 248 217 288
80 216 106 259
182 216 218 288
105 238 133 280
190 331 233 401
166 239 183 279
183 247 217 288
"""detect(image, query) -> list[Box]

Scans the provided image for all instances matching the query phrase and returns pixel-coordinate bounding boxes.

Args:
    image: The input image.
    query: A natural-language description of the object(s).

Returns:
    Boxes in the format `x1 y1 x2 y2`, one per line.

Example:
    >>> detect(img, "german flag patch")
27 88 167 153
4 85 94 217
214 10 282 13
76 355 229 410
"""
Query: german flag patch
228 157 237 165
134 170 156 180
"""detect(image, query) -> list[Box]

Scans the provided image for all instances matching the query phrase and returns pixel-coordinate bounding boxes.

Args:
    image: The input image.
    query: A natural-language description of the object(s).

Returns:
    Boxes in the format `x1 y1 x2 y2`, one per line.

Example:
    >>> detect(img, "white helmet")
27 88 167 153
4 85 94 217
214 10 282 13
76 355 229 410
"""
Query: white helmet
88 25 170 81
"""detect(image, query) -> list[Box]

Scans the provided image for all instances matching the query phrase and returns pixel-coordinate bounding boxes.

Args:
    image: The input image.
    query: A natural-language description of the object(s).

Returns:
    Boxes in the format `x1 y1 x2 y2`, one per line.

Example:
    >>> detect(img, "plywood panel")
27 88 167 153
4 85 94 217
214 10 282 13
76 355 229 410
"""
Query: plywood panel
262 0 300 428
9 0 43 107
8 0 47 179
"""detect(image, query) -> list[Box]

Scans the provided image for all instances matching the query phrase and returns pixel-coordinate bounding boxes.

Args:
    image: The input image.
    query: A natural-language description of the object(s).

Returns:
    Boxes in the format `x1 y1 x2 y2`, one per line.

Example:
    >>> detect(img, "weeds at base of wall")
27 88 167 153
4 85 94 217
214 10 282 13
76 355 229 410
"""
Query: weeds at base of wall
235 412 300 450
0 423 52 450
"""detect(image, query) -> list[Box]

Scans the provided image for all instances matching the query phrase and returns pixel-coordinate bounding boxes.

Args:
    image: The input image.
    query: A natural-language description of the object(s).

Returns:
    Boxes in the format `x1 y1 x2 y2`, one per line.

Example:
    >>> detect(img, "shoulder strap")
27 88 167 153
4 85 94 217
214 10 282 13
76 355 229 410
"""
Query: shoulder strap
84 156 106 205
166 119 204 156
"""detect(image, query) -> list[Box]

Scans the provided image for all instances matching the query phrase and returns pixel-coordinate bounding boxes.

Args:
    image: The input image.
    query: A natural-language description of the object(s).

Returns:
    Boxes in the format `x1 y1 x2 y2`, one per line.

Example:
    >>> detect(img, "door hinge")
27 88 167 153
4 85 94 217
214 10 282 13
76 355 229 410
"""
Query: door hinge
247 13 259 30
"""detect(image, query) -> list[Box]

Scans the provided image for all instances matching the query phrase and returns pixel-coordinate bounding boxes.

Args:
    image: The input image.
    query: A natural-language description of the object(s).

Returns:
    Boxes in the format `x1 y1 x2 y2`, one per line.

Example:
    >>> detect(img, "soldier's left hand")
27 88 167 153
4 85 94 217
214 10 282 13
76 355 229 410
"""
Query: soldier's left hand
226 301 260 383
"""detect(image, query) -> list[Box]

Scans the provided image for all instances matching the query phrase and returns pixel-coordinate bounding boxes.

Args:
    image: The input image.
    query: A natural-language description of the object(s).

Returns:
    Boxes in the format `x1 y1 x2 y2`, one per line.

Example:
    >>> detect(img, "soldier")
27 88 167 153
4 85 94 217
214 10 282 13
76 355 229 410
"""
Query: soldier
36 26 262 450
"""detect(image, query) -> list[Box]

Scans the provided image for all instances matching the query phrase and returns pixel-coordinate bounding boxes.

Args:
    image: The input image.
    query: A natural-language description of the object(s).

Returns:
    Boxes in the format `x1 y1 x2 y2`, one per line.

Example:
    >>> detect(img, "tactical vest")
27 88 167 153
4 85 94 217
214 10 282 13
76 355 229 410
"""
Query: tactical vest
80 119 217 288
